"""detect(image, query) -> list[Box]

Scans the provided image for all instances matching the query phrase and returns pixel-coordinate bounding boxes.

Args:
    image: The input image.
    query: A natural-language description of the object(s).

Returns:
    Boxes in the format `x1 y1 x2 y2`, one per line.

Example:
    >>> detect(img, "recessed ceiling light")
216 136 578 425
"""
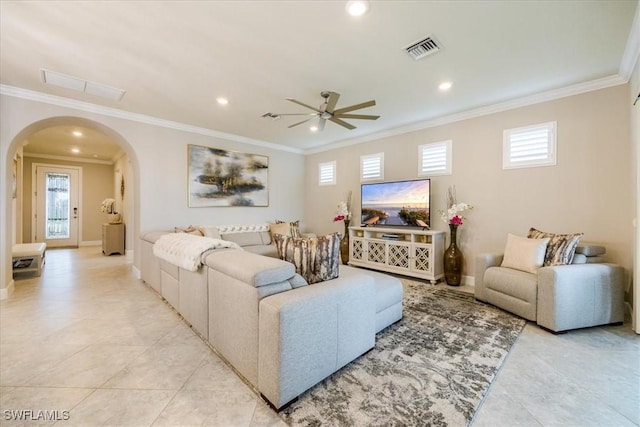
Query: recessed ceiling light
310 125 319 132
346 0 369 17
216 97 229 105
71 148 80 154
439 81 453 91
72 130 83 137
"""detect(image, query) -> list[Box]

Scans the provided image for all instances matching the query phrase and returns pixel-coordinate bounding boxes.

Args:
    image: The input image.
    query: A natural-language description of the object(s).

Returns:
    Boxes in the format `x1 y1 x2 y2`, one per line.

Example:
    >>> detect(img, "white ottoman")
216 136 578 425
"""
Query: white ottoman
12 243 46 277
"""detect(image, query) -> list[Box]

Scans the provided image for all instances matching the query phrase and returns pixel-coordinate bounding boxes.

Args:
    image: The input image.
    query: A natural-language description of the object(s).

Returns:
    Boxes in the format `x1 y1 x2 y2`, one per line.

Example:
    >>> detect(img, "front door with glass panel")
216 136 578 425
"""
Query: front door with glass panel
35 165 80 247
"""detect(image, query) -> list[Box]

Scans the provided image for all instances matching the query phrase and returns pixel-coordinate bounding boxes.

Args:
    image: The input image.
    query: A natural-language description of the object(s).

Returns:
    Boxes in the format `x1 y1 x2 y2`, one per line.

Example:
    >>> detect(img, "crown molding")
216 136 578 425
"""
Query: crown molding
1 72 628 158
619 3 640 80
0 85 304 155
304 74 627 155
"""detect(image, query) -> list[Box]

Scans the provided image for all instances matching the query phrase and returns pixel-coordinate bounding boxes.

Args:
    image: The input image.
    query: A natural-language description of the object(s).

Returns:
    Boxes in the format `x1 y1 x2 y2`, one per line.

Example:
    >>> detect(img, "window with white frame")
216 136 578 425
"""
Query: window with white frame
503 121 556 169
360 152 384 182
418 140 452 176
318 161 336 186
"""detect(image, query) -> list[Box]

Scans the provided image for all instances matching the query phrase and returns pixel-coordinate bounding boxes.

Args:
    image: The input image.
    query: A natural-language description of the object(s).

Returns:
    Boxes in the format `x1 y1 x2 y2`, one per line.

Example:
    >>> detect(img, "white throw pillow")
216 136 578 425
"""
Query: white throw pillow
501 234 550 274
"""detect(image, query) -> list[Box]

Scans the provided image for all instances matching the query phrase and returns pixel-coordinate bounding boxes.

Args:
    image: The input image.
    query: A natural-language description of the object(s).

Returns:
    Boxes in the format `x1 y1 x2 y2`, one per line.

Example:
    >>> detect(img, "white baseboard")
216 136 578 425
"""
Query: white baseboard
132 265 140 279
79 240 101 247
0 280 15 300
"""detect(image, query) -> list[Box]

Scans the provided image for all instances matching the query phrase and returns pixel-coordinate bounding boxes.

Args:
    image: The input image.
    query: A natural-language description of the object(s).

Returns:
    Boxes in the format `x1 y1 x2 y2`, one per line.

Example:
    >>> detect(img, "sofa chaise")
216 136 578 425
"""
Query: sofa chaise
139 224 404 409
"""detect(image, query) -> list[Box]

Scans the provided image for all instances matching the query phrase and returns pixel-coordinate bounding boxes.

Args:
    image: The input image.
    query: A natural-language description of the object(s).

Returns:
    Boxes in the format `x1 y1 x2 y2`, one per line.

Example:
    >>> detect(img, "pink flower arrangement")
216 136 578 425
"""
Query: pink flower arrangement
333 191 352 223
449 215 464 226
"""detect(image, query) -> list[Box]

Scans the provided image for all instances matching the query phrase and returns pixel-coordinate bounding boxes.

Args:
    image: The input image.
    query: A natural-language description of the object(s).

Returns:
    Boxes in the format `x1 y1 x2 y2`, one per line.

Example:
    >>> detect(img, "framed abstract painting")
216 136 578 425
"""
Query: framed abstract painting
188 144 269 207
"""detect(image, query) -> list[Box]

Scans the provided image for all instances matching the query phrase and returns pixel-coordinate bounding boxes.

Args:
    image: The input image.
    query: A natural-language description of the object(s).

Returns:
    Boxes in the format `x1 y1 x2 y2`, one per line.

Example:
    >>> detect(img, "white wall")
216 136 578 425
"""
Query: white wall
0 94 306 293
305 85 633 283
631 53 640 333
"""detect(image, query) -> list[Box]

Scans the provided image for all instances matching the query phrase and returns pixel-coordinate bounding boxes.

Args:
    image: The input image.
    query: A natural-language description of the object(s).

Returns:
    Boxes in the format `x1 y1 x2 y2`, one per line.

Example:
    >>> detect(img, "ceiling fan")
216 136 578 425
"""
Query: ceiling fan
263 91 380 131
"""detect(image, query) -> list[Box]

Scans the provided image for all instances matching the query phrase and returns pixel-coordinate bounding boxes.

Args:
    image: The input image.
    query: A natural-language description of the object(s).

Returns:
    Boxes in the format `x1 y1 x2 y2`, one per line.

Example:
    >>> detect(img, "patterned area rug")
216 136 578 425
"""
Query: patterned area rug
281 279 526 427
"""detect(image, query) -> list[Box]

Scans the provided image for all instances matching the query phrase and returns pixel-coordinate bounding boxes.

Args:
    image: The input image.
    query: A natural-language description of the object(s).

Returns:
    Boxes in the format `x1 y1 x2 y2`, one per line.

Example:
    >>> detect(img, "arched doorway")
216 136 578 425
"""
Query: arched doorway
3 116 140 298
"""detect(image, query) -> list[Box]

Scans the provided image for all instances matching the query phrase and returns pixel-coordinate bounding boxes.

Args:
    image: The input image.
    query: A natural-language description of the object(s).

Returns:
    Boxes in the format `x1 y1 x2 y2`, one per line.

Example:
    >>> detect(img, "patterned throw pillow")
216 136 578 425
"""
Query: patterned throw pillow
174 225 204 236
527 227 583 266
274 220 301 238
273 233 340 284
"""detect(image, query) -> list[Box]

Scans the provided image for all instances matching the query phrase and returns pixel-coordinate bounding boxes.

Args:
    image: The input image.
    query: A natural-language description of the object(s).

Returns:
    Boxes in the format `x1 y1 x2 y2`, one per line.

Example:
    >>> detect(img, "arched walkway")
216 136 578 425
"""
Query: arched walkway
3 116 141 298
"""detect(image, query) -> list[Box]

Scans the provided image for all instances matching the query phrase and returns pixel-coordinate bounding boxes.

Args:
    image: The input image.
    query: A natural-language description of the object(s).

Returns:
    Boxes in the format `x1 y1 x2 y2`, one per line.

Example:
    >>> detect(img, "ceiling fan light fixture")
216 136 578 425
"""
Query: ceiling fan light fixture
310 125 319 132
345 0 369 17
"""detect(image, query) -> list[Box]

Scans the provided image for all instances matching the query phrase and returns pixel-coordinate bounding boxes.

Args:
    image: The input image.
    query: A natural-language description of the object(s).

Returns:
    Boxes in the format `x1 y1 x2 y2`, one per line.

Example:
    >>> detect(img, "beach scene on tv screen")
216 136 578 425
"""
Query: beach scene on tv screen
361 180 430 227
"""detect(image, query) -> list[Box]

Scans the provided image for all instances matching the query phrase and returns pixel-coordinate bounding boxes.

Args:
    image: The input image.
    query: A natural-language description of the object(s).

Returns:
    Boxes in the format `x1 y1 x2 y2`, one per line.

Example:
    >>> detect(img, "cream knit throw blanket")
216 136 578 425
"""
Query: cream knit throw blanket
153 233 241 272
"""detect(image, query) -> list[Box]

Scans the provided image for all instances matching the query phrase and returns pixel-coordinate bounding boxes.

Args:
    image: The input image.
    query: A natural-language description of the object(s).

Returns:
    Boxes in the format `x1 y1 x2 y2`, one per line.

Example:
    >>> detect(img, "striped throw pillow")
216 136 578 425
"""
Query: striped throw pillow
527 227 583 266
273 233 340 284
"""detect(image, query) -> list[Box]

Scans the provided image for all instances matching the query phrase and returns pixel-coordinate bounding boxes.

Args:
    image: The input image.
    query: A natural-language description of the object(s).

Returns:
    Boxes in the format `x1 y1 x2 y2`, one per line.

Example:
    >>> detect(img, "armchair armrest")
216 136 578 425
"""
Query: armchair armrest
537 263 625 332
474 253 504 301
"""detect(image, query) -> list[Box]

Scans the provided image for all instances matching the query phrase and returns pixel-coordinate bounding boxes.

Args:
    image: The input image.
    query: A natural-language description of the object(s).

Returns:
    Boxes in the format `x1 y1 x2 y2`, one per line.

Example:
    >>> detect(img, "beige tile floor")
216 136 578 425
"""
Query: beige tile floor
1 247 638 426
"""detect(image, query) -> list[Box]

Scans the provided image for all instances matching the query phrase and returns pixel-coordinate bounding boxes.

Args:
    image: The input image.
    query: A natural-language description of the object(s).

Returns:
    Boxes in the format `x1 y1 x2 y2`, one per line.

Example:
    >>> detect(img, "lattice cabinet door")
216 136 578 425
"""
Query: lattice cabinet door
366 240 387 265
411 244 432 274
351 238 364 262
387 241 411 272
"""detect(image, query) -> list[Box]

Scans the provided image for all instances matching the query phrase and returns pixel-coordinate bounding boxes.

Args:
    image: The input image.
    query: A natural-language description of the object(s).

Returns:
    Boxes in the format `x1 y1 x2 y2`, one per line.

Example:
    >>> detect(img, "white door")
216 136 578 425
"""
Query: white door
34 165 80 247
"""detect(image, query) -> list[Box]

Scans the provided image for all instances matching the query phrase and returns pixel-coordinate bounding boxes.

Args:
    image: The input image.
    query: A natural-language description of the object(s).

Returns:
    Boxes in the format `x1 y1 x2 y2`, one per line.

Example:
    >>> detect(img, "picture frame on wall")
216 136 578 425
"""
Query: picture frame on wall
188 144 269 207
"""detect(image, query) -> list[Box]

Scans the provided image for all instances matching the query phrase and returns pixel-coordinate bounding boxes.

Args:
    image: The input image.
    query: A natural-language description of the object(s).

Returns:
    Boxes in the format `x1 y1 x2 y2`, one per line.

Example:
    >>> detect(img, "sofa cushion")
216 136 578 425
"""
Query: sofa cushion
141 230 170 243
273 233 340 284
204 250 295 287
500 233 549 274
221 231 263 247
201 226 222 239
243 244 279 258
485 266 538 302
528 227 583 266
574 244 606 257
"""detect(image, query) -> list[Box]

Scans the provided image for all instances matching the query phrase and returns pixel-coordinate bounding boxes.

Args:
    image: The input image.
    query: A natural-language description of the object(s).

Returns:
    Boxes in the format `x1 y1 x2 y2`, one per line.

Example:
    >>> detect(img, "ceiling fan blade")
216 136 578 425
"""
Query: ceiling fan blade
334 113 380 120
325 91 340 113
274 113 318 117
329 117 356 130
288 117 313 128
317 117 326 131
333 100 376 115
286 98 322 113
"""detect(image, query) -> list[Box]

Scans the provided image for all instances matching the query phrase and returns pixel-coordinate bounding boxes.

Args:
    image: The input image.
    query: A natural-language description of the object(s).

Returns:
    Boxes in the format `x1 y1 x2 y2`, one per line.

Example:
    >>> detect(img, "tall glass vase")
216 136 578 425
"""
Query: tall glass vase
340 219 350 265
444 223 463 286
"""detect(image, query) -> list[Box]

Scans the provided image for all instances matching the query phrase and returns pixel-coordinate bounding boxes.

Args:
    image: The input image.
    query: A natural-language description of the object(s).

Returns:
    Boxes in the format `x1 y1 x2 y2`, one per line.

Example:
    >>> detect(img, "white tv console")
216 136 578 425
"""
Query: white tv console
348 226 445 284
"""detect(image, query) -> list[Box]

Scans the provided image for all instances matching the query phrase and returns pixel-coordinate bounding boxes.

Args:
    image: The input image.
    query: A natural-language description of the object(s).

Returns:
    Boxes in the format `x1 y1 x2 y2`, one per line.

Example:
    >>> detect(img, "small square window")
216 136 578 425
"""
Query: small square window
318 161 336 186
503 122 557 169
418 140 451 176
360 153 384 182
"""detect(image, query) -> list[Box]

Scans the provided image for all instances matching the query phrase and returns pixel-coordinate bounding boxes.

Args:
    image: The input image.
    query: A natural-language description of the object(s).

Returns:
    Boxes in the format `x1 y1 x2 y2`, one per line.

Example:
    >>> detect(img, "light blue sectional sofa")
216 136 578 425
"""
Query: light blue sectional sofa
139 225 403 409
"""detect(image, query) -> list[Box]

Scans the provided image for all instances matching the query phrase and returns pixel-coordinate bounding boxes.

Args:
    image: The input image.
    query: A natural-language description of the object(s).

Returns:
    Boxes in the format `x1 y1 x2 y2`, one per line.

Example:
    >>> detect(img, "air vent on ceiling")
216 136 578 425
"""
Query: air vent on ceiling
405 36 441 61
41 69 126 101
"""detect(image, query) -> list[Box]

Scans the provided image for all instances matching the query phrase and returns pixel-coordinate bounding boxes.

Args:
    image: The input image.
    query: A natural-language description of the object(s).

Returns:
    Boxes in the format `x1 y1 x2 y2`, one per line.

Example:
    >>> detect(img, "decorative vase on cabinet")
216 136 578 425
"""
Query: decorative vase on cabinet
340 219 350 265
443 223 463 286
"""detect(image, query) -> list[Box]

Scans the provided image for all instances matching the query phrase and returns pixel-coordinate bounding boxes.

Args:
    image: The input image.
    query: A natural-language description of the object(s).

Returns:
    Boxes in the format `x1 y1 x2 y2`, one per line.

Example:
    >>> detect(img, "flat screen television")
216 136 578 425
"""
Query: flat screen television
361 178 431 228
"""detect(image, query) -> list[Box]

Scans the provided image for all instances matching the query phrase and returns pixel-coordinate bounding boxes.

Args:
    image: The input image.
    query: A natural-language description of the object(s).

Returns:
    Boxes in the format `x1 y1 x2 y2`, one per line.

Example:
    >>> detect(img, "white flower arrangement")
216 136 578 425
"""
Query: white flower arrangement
101 198 116 214
439 186 472 226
